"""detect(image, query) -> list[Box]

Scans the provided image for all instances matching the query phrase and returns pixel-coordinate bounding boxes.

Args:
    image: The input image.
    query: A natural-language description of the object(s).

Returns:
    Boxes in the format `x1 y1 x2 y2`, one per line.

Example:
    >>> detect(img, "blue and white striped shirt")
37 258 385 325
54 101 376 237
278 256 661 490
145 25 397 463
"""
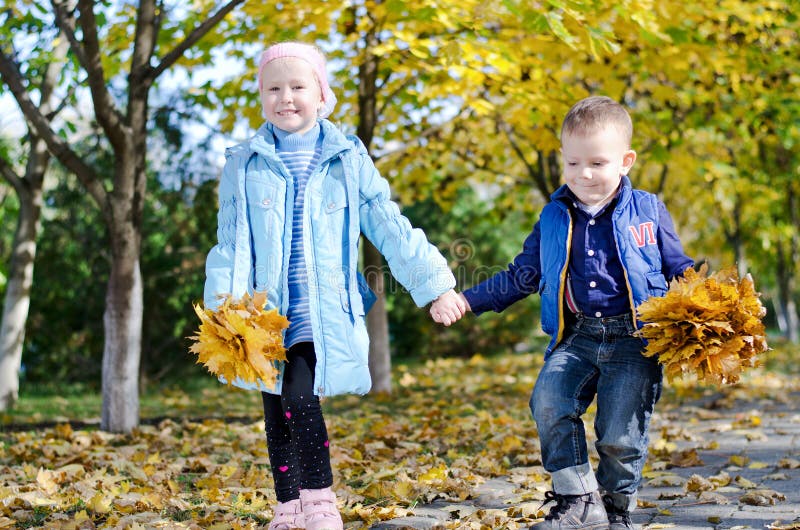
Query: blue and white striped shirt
274 124 323 347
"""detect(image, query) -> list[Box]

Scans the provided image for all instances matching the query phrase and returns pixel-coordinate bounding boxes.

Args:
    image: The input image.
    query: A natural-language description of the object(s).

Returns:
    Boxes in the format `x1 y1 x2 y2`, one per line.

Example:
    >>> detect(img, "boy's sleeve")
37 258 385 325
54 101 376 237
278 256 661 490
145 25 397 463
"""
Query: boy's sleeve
355 144 455 307
462 220 542 315
657 201 694 280
203 158 238 310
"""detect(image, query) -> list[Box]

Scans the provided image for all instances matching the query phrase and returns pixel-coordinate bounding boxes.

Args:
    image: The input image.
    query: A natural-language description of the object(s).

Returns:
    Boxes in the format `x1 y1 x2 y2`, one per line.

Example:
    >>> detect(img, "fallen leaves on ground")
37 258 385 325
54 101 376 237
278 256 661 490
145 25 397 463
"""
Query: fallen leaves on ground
2 344 798 529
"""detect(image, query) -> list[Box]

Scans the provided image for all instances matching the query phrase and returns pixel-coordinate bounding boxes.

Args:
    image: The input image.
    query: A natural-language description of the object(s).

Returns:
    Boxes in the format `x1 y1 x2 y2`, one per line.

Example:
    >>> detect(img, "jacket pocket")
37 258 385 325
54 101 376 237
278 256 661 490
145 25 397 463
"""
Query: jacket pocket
340 288 365 317
246 179 279 210
315 177 347 245
646 271 668 297
337 288 369 369
322 176 347 214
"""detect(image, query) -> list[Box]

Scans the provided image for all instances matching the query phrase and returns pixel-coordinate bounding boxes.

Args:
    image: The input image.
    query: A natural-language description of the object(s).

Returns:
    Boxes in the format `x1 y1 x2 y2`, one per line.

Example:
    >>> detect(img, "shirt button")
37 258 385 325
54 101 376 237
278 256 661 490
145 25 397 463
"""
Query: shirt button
595 311 602 317
589 281 597 288
262 198 271 206
588 249 595 256
328 202 336 209
589 219 596 225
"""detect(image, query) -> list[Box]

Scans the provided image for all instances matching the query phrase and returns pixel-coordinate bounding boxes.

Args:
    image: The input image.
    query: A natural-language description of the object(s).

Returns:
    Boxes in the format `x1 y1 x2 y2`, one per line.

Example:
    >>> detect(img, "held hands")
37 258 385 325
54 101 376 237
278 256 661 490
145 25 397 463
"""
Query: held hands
429 290 470 326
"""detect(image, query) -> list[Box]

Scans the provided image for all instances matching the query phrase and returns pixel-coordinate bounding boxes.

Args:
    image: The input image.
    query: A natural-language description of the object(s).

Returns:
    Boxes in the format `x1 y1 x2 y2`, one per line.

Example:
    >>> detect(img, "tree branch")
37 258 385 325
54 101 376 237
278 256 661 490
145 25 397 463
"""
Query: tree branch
374 107 469 161
38 35 68 114
0 157 25 195
46 83 77 120
148 0 245 82
498 118 551 199
0 49 108 209
75 0 128 151
377 76 414 117
49 0 90 74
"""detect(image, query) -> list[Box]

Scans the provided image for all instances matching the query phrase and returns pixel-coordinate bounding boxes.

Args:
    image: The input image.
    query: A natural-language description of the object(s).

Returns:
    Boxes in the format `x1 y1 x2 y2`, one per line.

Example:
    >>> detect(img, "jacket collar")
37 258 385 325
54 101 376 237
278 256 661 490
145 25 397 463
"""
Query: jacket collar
247 119 352 164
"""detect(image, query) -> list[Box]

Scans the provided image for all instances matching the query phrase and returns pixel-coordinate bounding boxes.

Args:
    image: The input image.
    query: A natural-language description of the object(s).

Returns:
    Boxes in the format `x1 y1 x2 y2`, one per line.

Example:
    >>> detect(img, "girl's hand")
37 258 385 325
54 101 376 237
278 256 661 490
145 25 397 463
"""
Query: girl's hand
430 290 469 326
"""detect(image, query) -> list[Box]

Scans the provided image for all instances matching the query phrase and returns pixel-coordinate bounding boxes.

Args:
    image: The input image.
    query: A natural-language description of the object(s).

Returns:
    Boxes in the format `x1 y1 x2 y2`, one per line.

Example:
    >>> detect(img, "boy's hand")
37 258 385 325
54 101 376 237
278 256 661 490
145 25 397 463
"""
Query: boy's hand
430 290 470 326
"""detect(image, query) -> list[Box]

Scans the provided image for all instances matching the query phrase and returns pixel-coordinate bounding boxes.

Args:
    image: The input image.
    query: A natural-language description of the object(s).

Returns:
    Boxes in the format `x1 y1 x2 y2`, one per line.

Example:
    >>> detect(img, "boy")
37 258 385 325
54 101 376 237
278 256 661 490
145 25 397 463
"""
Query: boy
431 96 693 529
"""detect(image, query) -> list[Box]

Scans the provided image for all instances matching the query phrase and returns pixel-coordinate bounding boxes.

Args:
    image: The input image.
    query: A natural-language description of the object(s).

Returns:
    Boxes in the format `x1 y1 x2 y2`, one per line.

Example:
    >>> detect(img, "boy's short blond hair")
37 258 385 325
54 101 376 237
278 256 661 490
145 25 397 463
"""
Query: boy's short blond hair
561 96 633 147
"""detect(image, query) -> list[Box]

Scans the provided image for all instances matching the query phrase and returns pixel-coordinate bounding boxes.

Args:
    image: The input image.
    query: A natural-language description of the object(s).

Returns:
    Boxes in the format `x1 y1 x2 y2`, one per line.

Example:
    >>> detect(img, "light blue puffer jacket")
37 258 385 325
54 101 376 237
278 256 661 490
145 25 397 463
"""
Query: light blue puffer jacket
203 119 455 397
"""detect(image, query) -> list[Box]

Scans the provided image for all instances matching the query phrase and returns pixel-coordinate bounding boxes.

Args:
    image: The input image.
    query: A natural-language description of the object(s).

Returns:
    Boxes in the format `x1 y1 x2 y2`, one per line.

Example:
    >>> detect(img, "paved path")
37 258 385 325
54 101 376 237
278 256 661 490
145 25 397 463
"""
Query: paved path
368 389 800 529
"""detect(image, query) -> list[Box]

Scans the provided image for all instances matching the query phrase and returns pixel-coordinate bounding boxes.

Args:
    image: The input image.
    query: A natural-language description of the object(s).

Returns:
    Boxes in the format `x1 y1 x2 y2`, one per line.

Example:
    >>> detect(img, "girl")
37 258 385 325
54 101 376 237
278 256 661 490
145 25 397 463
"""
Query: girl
203 42 466 530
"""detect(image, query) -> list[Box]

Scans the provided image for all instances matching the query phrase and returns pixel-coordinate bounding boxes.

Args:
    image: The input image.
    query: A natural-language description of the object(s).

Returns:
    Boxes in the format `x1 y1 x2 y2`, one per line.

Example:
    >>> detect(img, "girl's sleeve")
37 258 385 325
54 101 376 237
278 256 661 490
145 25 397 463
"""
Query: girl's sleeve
354 143 455 307
657 200 694 280
203 157 238 310
462 220 542 315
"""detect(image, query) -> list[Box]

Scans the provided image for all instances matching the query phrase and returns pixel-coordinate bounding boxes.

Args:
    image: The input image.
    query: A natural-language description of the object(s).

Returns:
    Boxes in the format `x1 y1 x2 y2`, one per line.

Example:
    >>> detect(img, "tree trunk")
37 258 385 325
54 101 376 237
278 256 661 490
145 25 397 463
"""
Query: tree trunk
775 242 800 343
357 28 392 393
786 300 799 343
364 240 391 393
773 289 800 343
99 64 147 431
101 210 144 432
0 31 64 411
787 184 799 342
0 144 45 410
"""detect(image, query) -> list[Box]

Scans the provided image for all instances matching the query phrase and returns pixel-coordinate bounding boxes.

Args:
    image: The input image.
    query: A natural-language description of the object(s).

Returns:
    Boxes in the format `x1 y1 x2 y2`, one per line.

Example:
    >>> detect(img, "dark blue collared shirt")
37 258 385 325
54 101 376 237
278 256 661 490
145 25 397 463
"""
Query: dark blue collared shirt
563 193 629 317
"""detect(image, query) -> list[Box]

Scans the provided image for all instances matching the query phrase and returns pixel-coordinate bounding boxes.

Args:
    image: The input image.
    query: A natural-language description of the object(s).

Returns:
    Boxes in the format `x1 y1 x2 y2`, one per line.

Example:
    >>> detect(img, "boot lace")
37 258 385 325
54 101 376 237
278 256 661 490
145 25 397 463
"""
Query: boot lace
540 491 575 520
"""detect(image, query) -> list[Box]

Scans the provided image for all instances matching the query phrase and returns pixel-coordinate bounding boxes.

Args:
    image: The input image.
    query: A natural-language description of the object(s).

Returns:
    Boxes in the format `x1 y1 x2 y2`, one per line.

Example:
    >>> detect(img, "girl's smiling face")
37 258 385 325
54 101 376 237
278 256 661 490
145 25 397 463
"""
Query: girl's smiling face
561 124 637 208
260 57 323 134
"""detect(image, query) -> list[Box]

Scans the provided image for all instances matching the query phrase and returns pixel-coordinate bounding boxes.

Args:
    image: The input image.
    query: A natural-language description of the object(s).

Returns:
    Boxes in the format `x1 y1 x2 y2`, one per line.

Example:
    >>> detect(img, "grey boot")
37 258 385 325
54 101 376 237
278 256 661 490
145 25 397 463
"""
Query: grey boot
602 495 635 530
530 490 609 529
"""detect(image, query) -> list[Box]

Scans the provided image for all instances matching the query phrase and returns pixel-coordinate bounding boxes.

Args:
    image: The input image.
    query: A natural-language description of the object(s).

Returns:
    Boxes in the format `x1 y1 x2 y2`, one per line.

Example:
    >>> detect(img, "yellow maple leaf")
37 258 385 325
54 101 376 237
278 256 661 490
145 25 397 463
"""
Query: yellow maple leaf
636 265 769 385
188 292 290 388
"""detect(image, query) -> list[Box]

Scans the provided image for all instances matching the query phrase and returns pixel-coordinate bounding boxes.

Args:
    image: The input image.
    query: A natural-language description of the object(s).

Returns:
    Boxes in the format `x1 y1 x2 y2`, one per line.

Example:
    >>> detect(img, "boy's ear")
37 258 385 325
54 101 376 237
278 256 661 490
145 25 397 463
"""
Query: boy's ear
622 149 637 174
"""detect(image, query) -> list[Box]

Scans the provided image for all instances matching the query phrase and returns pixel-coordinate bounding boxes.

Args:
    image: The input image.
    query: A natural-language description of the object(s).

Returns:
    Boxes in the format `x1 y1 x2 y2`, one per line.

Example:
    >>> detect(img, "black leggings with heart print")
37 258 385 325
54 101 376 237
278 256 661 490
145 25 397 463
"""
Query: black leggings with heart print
262 342 333 502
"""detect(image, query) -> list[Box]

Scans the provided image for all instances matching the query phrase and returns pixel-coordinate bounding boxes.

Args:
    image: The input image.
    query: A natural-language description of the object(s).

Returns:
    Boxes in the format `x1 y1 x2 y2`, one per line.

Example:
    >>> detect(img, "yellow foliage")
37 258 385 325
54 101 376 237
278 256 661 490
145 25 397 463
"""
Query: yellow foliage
635 265 768 385
188 292 289 389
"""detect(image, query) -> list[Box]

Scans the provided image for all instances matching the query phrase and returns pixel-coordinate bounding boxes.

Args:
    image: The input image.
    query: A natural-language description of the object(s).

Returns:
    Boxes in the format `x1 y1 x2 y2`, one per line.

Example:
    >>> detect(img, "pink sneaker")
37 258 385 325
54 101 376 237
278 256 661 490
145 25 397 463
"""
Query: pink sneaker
268 498 305 530
300 487 343 530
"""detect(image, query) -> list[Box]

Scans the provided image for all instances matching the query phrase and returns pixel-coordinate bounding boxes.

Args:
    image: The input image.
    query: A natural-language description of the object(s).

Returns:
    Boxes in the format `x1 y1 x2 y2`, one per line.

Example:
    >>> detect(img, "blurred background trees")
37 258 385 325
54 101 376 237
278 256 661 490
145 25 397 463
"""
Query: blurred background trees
0 0 797 428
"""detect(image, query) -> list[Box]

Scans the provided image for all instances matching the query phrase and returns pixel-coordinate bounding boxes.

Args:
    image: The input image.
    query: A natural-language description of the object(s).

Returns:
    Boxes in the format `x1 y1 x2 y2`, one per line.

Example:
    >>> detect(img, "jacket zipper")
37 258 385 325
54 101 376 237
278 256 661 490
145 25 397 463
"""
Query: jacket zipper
611 207 638 328
306 163 326 398
556 211 573 347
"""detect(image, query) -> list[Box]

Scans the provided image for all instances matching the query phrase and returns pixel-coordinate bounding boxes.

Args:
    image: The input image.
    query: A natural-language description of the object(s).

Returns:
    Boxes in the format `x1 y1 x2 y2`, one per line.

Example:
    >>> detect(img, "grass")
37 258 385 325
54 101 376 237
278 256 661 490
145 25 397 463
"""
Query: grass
1 370 263 429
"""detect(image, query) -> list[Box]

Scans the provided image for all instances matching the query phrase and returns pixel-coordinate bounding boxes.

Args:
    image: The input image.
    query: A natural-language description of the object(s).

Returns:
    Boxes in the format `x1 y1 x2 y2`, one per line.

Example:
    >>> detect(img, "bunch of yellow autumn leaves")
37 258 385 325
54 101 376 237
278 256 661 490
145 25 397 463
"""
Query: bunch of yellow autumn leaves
188 266 768 389
636 264 769 385
189 292 289 389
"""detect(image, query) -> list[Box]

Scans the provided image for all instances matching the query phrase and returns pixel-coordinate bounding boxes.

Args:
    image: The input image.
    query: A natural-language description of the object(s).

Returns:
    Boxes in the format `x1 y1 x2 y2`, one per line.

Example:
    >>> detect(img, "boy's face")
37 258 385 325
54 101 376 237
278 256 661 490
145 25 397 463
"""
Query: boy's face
260 57 323 134
561 125 636 208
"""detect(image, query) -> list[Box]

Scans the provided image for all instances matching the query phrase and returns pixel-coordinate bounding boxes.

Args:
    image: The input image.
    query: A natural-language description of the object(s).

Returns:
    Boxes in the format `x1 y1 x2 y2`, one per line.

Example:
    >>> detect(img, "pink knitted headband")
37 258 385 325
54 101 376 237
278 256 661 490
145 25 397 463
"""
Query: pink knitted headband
258 42 337 118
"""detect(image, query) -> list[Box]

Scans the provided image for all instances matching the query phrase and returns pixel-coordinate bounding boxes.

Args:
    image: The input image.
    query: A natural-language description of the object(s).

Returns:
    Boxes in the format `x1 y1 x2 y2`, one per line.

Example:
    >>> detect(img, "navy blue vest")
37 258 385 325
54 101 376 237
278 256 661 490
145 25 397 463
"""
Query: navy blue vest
538 183 668 353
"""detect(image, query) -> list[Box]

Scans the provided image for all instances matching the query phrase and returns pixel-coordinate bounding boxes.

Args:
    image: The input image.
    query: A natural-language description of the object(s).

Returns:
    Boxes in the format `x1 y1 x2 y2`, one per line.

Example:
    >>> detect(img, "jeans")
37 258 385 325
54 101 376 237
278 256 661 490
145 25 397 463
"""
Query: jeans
530 313 662 512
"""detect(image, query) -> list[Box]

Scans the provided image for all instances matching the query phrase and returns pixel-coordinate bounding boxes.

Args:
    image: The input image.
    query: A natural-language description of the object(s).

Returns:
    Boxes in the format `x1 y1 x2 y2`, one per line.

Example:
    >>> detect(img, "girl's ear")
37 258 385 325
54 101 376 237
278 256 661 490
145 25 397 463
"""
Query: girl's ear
622 149 637 174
